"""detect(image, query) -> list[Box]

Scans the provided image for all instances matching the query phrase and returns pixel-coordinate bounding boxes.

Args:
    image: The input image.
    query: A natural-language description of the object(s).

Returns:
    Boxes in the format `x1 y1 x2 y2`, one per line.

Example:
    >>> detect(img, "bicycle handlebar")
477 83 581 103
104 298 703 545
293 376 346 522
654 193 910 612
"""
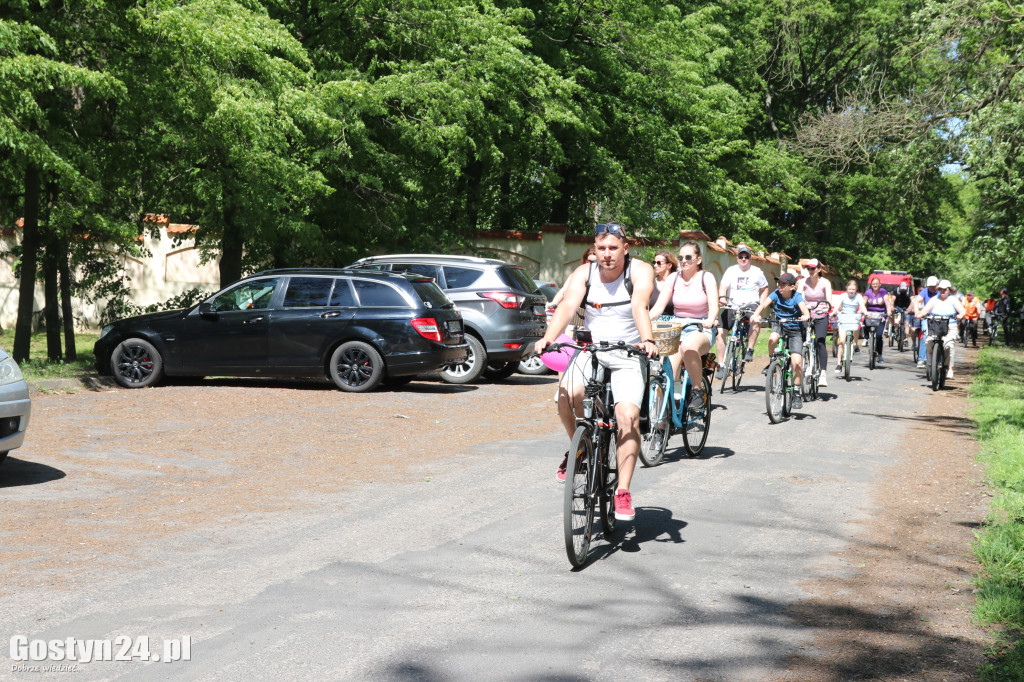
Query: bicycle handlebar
544 340 651 359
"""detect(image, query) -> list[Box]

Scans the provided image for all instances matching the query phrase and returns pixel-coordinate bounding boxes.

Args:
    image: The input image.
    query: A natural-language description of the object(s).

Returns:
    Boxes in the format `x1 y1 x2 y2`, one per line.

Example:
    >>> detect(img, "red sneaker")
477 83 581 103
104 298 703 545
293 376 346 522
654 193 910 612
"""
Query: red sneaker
614 489 635 521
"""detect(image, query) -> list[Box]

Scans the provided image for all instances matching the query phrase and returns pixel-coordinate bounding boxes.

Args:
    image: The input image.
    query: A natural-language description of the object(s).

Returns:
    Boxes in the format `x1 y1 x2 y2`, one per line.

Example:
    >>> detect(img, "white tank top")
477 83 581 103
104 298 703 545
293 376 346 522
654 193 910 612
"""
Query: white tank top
584 267 640 344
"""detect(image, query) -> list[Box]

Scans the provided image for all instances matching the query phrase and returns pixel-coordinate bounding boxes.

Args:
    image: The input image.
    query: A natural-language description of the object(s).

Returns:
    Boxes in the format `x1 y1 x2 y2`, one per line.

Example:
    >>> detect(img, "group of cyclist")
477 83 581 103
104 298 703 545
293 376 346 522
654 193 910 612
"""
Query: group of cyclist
535 222 1004 525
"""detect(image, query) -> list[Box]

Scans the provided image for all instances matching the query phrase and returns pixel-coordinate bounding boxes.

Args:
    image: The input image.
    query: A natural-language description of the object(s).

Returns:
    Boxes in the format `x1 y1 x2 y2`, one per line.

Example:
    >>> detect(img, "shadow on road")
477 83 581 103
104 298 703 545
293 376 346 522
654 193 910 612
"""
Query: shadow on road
0 457 66 488
861 412 975 435
581 506 687 568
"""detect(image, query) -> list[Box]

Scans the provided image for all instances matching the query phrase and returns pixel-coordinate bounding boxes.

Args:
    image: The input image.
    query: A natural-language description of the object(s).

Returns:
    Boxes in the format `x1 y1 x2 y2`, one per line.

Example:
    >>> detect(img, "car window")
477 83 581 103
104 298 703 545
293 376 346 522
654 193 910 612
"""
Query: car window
352 279 409 307
330 279 357 307
212 278 280 312
391 263 438 280
498 265 538 293
411 281 454 309
442 266 484 290
283 277 334 308
357 263 389 271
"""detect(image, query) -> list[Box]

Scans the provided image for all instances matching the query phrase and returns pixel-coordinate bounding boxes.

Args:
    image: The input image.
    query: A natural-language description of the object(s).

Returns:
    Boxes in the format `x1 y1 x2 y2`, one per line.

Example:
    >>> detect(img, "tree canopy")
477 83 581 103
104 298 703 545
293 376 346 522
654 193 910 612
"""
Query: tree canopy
2 0 1022 357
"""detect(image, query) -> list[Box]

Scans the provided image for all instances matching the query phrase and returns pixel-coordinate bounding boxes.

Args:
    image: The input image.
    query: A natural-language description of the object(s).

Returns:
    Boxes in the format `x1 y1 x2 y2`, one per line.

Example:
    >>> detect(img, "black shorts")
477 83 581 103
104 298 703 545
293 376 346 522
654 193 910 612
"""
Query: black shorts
773 324 804 355
720 306 756 333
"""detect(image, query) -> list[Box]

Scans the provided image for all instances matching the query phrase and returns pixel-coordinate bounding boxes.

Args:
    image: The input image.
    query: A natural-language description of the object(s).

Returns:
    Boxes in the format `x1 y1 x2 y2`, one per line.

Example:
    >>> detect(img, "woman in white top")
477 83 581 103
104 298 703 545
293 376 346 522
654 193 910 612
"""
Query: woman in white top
834 280 868 372
917 279 966 379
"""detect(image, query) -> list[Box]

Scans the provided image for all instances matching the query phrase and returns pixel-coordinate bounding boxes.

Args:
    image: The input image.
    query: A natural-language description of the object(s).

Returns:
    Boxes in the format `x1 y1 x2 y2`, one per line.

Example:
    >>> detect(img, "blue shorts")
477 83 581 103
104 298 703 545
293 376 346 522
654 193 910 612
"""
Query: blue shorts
673 317 717 347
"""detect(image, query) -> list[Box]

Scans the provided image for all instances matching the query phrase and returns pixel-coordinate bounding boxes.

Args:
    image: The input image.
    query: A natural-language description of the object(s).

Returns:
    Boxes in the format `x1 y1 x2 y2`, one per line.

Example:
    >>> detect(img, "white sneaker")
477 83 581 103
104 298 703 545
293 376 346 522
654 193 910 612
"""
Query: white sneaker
835 364 842 373
946 369 954 380
916 361 926 368
860 339 868 346
818 372 828 387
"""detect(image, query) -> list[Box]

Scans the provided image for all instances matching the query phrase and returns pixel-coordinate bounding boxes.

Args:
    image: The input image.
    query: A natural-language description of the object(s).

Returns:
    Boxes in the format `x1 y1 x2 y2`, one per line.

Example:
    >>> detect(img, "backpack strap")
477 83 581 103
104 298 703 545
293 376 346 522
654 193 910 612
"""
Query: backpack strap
582 254 633 309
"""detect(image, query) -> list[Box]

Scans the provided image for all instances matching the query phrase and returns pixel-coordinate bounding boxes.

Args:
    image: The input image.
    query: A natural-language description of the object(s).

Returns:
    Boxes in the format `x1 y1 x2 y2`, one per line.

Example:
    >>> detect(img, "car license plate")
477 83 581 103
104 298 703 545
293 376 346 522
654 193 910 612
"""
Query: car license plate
446 320 463 333
533 305 545 316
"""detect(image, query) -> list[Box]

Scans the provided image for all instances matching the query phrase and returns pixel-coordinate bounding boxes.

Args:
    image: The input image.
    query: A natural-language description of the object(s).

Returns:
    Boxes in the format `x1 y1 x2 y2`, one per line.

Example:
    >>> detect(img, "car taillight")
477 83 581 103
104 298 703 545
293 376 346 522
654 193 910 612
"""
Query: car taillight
478 291 524 309
410 318 442 342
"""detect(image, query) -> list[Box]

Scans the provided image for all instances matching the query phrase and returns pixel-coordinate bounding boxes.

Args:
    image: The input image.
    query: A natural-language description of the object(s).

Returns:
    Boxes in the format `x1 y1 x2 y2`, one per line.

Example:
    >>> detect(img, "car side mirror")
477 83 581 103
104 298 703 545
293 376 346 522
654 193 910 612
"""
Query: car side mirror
199 302 218 320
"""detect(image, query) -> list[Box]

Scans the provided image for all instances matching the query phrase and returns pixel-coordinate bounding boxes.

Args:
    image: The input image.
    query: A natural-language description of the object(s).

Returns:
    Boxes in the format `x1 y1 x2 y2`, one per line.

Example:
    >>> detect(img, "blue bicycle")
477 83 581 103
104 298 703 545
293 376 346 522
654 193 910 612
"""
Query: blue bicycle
640 321 713 466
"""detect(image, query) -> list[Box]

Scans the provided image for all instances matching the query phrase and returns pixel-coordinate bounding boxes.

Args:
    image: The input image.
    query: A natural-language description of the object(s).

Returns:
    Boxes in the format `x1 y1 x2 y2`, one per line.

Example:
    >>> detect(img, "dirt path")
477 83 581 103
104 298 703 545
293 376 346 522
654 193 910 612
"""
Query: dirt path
775 346 992 680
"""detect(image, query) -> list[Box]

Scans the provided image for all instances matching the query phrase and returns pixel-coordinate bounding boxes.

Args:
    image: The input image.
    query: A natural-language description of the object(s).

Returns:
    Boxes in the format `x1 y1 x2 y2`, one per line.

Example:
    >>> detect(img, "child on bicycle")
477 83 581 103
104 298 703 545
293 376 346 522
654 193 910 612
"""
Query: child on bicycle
750 272 811 408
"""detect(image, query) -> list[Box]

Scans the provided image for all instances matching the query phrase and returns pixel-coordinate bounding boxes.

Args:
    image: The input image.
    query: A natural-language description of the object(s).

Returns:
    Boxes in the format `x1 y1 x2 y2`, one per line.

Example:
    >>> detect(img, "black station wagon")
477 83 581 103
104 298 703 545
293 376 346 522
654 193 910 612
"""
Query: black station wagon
94 269 468 392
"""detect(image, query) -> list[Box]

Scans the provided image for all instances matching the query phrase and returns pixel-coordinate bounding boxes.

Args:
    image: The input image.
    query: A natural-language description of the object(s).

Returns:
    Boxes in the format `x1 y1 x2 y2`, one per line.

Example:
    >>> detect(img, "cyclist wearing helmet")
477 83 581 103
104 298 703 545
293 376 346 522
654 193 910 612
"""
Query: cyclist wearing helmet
536 223 657 522
917 276 940 367
918 279 966 379
893 281 912 344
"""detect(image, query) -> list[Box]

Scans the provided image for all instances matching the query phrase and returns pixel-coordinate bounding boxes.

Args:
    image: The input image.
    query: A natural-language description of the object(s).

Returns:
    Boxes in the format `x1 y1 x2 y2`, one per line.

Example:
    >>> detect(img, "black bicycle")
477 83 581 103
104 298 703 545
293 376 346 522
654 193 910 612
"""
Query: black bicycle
924 315 953 391
889 308 907 352
545 341 649 568
864 312 885 370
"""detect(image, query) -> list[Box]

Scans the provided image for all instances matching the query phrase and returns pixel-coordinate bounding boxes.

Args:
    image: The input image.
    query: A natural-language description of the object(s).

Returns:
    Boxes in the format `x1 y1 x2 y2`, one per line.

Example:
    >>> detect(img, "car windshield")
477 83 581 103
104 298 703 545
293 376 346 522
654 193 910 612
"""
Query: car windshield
498 265 539 294
412 281 454 309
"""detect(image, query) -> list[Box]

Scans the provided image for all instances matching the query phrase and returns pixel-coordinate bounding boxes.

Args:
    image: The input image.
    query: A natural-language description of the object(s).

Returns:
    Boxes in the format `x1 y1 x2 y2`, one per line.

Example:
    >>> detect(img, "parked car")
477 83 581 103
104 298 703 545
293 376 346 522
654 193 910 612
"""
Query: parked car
94 269 468 393
0 347 31 466
519 281 560 375
349 254 547 383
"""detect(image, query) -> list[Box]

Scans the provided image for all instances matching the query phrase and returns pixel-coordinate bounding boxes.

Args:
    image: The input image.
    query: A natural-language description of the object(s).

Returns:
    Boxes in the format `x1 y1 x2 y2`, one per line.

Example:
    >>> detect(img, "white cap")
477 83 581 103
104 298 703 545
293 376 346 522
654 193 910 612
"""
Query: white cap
926 275 939 287
805 258 820 268
938 279 951 289
899 282 908 289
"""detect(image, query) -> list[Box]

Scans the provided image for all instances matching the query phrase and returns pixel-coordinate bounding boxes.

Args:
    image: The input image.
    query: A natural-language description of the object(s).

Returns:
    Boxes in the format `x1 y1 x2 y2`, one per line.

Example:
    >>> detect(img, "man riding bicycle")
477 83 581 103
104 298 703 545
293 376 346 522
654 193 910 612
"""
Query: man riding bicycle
715 243 769 376
535 223 658 522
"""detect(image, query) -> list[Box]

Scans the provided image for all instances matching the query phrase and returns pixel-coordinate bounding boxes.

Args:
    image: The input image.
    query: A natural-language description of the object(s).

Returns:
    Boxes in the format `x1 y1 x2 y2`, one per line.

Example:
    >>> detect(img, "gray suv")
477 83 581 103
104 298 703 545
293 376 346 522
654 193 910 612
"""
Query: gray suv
350 254 547 383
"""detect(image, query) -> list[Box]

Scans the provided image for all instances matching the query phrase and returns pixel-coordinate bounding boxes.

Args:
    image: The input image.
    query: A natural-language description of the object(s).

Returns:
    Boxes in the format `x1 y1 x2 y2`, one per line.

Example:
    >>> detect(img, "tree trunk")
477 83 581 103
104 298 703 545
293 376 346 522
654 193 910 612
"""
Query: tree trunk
59 238 76 361
13 165 42 364
43 246 61 361
549 166 579 226
218 201 243 288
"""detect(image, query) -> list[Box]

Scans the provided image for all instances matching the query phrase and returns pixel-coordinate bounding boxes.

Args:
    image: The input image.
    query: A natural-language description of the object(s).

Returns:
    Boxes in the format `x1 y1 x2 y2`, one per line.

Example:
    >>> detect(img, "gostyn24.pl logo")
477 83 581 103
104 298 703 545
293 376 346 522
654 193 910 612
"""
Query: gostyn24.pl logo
9 635 191 664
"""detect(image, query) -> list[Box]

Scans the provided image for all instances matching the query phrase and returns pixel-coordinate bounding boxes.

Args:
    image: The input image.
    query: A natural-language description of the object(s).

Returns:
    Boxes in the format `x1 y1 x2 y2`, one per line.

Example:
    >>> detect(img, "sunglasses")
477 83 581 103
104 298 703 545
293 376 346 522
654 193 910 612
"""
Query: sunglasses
679 254 697 262
653 260 666 265
594 223 626 238
806 265 817 270
737 253 751 259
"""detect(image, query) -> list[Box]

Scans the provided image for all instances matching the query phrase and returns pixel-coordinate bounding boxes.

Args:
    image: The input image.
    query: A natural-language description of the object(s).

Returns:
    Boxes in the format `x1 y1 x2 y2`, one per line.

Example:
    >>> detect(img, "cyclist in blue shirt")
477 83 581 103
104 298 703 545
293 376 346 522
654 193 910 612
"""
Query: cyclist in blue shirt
750 272 811 408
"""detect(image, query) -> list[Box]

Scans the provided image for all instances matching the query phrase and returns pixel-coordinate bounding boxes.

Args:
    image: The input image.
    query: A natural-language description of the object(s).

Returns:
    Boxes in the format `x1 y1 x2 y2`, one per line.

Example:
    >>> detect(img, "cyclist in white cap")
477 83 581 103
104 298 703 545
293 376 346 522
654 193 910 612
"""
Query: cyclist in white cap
917 279 966 379
916 276 940 367
715 243 768 373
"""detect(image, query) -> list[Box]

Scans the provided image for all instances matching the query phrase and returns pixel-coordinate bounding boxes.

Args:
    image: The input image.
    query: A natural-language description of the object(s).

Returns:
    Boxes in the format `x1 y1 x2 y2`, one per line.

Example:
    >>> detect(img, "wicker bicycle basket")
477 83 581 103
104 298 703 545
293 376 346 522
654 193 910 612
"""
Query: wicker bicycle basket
652 320 683 356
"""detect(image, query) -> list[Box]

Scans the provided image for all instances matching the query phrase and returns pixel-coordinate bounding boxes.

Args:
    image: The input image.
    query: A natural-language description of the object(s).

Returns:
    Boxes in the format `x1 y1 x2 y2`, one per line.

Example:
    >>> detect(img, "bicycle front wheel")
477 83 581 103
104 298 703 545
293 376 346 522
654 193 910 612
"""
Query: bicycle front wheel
684 375 712 456
930 344 941 391
564 425 597 568
720 338 735 393
599 432 618 536
802 347 816 401
640 376 669 467
766 360 785 424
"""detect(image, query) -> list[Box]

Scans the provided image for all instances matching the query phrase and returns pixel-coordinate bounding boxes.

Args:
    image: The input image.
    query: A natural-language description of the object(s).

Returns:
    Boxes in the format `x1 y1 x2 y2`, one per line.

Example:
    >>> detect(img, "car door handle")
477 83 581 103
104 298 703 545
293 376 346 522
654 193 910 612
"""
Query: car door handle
319 311 341 319
243 316 266 325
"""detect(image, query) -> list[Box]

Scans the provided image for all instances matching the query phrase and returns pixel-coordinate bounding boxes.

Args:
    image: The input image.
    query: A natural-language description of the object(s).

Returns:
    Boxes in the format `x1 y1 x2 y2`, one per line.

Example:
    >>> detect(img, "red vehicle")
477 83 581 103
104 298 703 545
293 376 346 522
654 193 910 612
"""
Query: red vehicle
870 270 913 291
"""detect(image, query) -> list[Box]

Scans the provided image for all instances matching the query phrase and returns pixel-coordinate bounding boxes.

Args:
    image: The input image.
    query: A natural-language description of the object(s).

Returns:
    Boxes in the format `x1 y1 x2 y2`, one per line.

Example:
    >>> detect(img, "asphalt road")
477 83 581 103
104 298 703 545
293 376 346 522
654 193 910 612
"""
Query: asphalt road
3 343 939 681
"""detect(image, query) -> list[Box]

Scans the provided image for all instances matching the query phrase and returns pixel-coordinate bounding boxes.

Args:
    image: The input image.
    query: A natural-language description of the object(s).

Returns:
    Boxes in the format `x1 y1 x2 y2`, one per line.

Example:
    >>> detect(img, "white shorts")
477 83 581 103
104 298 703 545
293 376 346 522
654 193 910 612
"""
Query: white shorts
560 347 646 409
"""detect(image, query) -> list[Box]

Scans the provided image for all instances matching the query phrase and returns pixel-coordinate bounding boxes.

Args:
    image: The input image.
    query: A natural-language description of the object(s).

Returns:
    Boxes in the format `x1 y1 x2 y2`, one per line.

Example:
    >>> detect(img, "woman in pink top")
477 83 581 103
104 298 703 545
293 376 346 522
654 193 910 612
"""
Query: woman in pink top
799 259 832 387
650 241 719 411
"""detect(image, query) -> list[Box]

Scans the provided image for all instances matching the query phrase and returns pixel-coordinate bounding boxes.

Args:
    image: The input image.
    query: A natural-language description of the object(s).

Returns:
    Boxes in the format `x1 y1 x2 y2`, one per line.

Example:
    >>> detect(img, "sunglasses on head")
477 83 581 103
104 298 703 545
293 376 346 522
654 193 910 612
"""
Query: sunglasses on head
594 223 626 238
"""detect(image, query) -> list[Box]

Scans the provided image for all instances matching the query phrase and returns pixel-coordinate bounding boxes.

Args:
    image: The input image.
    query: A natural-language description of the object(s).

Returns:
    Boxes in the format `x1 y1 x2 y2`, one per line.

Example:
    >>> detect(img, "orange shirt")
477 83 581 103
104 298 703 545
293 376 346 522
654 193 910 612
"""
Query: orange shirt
964 297 980 320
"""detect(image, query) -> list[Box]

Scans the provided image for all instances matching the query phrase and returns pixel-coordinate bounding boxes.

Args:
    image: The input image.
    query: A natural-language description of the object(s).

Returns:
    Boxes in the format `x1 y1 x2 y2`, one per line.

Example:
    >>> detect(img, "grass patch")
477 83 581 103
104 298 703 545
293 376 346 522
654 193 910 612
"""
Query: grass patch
969 346 1024 679
0 329 98 381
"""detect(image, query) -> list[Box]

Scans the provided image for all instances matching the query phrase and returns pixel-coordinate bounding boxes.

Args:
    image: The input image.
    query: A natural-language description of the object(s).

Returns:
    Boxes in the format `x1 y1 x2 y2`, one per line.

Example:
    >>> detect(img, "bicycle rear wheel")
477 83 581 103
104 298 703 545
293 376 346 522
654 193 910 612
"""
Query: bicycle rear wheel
599 432 617 536
898 325 906 352
564 425 597 568
684 375 712 456
766 360 785 424
640 376 669 467
832 332 838 358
